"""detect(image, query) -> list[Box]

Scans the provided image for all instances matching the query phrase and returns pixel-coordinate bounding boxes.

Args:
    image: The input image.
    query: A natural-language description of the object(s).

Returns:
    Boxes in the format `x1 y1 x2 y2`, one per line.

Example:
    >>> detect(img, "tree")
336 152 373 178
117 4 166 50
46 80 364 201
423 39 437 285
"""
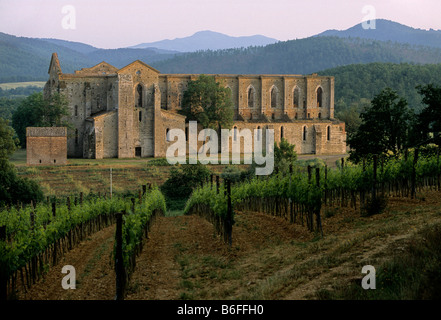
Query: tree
348 88 413 163
0 117 17 159
274 138 297 174
39 92 69 127
160 163 211 200
0 118 43 206
180 74 234 130
12 92 70 147
416 84 441 146
335 99 369 136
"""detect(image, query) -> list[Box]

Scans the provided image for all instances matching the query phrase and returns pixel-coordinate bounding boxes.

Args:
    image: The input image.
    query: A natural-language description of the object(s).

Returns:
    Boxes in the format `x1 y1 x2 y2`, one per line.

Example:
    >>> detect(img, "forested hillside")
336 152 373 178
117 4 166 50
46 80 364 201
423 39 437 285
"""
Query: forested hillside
152 37 441 75
319 62 441 112
317 19 441 49
3 30 441 83
0 33 180 83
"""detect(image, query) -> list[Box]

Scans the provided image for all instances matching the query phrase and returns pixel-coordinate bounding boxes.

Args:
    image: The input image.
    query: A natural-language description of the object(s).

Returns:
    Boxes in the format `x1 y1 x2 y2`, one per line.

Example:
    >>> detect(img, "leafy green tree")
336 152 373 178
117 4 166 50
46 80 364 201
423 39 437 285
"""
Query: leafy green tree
12 92 70 147
348 88 413 163
416 84 441 146
274 138 297 174
160 163 211 200
11 92 44 147
180 74 234 130
335 99 369 136
0 118 43 206
0 117 17 159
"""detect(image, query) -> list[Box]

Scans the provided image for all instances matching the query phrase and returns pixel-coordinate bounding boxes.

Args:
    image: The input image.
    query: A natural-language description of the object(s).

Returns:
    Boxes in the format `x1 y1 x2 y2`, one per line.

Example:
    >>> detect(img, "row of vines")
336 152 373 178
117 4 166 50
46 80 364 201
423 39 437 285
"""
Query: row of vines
184 151 441 245
0 185 167 300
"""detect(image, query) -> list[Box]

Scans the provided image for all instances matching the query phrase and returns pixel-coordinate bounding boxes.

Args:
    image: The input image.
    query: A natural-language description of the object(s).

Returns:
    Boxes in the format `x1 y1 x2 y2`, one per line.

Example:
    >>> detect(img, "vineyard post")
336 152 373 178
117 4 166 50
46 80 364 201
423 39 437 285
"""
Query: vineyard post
52 201 56 217
289 164 293 223
316 167 323 237
138 189 142 204
411 148 419 199
67 196 71 211
115 211 126 300
361 158 366 209
0 225 6 300
211 174 214 190
52 200 57 265
216 176 220 194
324 165 328 206
30 209 35 230
436 147 441 191
110 168 113 199
142 185 147 195
226 179 233 247
373 154 378 201
341 158 345 206
80 192 83 206
380 155 385 196
131 198 135 213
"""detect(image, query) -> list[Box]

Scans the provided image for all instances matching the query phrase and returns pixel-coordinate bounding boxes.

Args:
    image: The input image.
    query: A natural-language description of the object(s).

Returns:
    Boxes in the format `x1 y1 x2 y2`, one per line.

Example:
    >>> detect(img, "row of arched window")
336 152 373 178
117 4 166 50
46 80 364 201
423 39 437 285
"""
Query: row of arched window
246 86 323 109
133 82 323 111
301 125 331 141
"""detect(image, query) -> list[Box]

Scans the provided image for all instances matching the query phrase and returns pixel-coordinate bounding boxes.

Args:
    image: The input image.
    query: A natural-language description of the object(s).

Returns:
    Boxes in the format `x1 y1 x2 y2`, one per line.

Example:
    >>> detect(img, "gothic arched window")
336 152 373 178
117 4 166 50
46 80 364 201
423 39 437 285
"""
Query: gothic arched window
317 87 323 108
271 86 278 108
248 86 255 109
135 84 143 108
293 87 300 108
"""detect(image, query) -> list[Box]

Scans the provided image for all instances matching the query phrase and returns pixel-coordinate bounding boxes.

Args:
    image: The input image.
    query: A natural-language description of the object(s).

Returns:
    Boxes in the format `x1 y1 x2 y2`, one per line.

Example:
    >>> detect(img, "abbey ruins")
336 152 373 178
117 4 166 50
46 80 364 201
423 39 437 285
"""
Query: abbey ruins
42 53 346 159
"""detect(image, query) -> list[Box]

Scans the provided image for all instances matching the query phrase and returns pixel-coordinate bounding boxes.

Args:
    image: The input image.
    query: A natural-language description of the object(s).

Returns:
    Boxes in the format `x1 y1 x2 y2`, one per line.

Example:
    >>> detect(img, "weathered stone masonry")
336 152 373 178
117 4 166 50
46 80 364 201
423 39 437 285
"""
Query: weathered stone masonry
43 53 346 159
26 127 67 165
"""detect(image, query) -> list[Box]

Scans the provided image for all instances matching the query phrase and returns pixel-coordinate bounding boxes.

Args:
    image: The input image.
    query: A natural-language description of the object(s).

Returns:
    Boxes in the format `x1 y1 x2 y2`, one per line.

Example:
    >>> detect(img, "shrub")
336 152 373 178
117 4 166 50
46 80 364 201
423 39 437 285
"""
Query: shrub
361 195 388 217
160 163 211 200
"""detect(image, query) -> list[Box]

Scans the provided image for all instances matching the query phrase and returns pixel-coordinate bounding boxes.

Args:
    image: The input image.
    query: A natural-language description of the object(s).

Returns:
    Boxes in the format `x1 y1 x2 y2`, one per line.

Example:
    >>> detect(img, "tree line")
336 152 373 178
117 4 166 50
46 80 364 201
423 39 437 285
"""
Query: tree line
348 84 441 164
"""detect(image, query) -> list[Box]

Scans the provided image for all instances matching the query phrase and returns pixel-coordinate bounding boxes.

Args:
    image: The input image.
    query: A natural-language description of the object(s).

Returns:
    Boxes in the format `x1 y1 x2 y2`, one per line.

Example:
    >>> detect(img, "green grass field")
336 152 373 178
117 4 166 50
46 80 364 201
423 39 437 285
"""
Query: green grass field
0 81 46 90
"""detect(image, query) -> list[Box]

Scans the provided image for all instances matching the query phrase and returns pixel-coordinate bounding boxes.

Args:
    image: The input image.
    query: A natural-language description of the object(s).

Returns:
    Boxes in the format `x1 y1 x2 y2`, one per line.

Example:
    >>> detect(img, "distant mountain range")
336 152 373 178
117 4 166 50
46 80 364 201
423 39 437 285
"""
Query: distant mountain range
316 19 441 48
1 19 441 83
129 30 279 52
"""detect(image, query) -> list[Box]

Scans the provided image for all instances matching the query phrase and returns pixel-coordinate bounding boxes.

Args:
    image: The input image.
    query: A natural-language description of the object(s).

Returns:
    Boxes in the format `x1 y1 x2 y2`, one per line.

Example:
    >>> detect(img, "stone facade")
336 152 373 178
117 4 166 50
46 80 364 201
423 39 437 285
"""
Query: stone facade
43 53 346 159
26 127 67 165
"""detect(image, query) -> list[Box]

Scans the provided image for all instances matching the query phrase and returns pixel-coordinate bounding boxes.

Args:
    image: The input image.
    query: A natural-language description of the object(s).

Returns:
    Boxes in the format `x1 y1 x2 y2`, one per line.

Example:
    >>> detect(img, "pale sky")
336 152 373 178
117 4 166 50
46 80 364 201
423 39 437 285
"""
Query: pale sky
0 0 440 49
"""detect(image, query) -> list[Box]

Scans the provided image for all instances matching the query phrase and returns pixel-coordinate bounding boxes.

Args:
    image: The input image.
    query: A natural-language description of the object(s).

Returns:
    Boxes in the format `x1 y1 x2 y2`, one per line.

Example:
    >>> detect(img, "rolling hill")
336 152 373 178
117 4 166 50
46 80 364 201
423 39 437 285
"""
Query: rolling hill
316 19 441 48
151 36 441 75
0 33 182 83
130 30 279 52
2 19 441 83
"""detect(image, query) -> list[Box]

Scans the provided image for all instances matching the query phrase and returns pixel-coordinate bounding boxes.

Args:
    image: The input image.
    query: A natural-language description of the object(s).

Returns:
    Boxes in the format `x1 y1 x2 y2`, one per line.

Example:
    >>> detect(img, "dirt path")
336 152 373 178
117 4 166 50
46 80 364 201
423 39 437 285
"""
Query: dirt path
125 211 314 300
17 225 116 300
125 215 227 299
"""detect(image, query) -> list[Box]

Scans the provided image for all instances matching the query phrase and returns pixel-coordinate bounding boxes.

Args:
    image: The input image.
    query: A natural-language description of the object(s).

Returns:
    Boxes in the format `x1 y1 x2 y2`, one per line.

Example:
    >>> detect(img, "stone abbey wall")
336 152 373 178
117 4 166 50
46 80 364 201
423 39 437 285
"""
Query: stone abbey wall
42 53 346 160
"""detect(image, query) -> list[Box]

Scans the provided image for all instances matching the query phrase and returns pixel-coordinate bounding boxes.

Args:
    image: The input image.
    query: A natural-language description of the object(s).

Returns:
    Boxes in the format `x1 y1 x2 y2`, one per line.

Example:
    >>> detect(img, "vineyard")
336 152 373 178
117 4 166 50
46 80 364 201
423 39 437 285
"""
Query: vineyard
1 150 441 300
0 184 166 300
185 150 441 245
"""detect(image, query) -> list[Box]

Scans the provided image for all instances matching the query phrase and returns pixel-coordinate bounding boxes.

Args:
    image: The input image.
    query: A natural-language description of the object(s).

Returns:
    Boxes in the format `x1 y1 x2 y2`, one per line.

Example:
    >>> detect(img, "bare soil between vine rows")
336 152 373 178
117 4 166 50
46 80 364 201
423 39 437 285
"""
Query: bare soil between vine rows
15 189 441 300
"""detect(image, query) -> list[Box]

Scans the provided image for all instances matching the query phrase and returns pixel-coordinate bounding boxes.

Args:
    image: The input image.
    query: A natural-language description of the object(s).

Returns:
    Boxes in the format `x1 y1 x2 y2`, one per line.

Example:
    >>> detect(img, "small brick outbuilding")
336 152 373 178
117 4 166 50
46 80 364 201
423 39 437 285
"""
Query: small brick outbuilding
26 127 67 165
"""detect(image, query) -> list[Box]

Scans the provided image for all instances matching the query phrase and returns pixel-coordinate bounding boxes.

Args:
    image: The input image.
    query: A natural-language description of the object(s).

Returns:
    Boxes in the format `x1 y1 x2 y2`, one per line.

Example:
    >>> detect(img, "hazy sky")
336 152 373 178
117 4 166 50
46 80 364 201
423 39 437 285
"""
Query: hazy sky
0 0 440 48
